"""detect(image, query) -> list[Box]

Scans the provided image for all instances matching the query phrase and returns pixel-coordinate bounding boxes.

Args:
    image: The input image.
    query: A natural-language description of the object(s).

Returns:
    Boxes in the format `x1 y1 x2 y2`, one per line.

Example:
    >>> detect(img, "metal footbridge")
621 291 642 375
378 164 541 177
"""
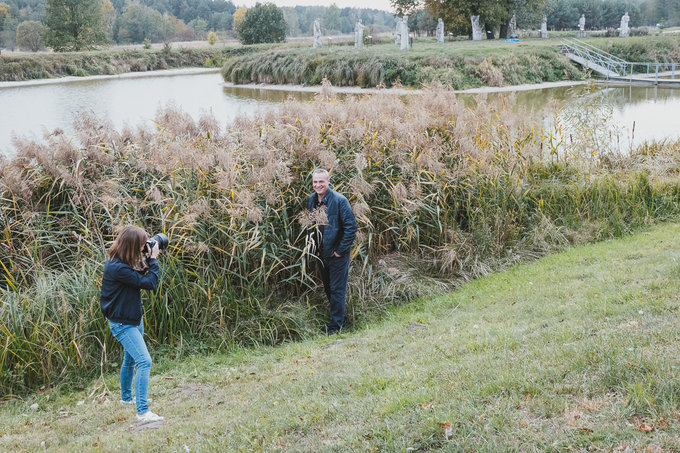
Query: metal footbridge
559 38 680 86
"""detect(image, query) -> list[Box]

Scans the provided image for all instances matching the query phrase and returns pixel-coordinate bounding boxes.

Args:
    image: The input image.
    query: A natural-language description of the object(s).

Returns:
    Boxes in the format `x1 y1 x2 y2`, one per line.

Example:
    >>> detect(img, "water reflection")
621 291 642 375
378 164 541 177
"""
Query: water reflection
0 72 312 156
472 84 680 149
1 72 678 157
222 85 315 103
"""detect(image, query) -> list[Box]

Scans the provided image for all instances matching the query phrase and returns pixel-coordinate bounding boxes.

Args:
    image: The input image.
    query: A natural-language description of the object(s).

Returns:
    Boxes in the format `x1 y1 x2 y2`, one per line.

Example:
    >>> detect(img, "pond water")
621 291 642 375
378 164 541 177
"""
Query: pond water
0 71 313 156
1 71 679 157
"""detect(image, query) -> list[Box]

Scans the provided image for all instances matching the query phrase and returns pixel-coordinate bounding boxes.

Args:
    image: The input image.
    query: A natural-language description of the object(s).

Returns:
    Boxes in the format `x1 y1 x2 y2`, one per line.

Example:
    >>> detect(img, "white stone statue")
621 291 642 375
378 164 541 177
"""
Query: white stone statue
620 12 630 37
313 19 322 48
400 15 409 49
355 21 364 47
395 18 402 44
471 15 482 41
540 15 548 38
508 14 517 38
436 18 444 43
578 14 586 37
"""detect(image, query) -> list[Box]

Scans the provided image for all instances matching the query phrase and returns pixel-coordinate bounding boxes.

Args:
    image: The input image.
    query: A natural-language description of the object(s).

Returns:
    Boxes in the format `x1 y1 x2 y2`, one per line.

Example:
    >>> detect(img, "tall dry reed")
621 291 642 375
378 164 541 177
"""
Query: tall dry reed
1 80 680 395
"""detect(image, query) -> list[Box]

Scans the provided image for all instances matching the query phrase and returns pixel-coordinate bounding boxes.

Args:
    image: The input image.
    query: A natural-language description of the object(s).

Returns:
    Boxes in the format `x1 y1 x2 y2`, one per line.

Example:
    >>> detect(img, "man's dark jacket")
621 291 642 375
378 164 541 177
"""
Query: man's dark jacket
100 258 159 326
307 188 357 259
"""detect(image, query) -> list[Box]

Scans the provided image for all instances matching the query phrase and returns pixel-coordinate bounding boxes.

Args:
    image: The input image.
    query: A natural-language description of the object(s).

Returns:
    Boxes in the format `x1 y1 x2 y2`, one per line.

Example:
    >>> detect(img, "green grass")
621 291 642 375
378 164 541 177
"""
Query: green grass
2 222 680 451
220 35 680 89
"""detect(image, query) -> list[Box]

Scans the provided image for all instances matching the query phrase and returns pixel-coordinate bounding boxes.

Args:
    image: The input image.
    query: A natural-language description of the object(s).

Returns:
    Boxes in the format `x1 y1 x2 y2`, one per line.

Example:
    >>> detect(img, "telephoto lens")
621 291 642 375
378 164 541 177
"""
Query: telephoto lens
147 233 169 251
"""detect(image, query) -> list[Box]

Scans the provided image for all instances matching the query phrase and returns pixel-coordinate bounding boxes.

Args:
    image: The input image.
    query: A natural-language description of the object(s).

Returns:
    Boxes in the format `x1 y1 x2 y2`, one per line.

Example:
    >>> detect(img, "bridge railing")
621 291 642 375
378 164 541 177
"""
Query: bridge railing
561 38 679 82
561 38 628 76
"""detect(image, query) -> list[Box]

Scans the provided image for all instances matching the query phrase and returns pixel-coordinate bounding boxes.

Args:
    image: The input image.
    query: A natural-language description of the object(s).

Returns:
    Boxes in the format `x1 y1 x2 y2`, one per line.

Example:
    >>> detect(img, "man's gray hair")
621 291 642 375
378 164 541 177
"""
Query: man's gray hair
312 168 330 179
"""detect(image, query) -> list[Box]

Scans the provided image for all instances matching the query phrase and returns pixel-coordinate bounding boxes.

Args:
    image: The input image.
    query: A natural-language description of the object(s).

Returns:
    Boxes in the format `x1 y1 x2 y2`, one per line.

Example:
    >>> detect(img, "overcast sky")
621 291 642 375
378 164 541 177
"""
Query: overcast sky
235 0 395 13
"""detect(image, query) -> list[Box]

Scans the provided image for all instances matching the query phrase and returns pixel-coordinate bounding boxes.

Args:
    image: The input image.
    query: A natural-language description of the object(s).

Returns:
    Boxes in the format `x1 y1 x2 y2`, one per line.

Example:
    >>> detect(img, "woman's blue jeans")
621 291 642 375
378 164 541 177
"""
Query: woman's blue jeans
109 320 152 415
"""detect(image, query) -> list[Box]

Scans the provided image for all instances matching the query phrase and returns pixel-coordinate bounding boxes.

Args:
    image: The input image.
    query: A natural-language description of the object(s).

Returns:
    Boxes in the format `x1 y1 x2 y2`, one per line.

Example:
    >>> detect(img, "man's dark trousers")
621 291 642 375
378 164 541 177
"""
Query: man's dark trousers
320 254 350 332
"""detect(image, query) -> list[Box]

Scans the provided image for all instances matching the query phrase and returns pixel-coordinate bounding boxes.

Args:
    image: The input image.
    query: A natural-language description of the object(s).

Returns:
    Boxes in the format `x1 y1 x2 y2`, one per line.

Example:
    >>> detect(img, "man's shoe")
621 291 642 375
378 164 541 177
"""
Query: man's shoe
136 411 164 422
325 326 340 335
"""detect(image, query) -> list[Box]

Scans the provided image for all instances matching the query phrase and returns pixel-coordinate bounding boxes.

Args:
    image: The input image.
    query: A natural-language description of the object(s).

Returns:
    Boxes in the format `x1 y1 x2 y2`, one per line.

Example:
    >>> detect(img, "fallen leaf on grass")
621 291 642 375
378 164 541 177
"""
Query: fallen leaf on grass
439 422 453 439
657 417 670 428
580 427 593 433
419 403 434 411
636 423 654 432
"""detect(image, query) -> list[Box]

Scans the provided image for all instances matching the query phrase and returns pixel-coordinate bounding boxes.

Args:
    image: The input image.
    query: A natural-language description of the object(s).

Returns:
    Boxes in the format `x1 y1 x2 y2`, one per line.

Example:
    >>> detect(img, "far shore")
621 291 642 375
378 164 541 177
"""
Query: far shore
0 67 221 89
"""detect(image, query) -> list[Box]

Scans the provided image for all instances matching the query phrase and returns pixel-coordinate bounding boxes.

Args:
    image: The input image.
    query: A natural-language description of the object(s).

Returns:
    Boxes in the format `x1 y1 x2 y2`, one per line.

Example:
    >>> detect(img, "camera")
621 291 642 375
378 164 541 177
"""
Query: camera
145 233 169 256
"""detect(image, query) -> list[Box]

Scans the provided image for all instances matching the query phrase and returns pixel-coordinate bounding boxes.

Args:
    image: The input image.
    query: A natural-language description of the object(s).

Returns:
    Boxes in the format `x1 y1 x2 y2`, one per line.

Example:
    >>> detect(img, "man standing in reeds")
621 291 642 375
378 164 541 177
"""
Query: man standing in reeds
307 169 357 335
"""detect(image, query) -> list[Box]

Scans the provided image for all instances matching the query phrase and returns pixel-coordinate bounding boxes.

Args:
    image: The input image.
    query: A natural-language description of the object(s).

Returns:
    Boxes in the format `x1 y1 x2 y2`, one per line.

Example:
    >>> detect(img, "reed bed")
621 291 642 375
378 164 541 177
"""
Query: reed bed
2 81 680 395
0 46 258 81
221 43 584 89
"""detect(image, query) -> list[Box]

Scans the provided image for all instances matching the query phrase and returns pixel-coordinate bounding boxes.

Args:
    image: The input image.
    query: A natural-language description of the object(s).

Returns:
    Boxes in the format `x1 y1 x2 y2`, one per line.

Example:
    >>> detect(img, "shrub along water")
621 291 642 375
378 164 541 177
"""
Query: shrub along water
1 81 680 395
221 42 584 89
0 46 258 82
222 43 583 89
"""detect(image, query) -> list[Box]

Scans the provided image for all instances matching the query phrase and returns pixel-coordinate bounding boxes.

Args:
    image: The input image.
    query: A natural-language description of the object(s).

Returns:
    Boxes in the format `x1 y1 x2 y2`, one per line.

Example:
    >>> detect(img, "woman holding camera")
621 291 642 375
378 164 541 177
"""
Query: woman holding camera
100 225 164 423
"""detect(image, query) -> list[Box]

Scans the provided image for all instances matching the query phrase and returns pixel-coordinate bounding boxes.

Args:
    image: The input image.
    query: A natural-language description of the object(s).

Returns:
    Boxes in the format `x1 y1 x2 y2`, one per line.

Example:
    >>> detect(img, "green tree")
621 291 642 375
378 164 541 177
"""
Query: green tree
16 19 45 51
323 3 341 33
236 2 286 44
45 0 110 51
116 1 165 43
391 0 546 37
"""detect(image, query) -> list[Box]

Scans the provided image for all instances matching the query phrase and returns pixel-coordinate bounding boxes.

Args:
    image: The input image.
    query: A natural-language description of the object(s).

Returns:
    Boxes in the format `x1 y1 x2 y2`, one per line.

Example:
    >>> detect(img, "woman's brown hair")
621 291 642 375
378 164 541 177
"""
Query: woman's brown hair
108 225 148 266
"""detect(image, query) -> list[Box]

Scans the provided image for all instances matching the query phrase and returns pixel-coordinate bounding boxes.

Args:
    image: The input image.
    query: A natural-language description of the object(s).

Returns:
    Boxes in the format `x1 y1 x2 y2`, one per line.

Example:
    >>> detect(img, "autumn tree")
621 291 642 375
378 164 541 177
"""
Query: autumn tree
0 2 9 51
232 7 247 29
45 0 111 51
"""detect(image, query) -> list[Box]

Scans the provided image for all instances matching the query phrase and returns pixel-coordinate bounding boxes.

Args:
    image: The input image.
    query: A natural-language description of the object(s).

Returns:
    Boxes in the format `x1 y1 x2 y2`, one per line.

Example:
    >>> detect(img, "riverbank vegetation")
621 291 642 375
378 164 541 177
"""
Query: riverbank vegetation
222 40 585 89
221 34 680 89
2 81 680 396
2 222 680 450
0 45 256 81
596 34 680 62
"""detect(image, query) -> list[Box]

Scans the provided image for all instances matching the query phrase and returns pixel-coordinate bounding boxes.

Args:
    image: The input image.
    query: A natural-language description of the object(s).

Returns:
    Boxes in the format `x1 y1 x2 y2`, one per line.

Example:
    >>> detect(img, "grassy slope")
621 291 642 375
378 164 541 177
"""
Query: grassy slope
2 223 680 451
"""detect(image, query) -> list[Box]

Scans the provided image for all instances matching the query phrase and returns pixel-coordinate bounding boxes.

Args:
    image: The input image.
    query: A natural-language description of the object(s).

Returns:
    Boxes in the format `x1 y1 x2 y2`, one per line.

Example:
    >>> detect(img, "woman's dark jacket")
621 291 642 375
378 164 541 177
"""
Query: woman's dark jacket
100 257 159 326
307 188 357 259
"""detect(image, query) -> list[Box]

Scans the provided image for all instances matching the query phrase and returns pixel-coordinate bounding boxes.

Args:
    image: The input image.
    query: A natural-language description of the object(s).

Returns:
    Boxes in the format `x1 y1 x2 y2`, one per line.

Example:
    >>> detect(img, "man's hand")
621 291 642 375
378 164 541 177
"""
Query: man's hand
150 242 160 259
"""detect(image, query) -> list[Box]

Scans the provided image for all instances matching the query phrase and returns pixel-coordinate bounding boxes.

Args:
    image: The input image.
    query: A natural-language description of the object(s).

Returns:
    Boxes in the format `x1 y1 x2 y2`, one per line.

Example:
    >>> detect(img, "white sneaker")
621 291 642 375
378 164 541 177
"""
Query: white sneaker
119 397 153 405
136 411 164 422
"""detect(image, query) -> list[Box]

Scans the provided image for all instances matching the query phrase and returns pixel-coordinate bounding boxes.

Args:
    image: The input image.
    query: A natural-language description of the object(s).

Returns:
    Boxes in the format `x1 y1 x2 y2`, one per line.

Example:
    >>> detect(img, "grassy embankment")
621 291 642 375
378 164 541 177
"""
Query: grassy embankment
221 35 680 89
1 222 680 451
0 45 259 81
2 81 680 397
222 38 584 89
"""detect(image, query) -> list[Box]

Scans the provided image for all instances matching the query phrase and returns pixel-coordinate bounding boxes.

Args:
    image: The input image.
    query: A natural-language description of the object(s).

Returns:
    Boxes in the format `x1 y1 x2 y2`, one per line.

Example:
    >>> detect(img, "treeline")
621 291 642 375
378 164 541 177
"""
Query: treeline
0 1 394 52
281 5 395 36
392 0 678 38
544 0 679 31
